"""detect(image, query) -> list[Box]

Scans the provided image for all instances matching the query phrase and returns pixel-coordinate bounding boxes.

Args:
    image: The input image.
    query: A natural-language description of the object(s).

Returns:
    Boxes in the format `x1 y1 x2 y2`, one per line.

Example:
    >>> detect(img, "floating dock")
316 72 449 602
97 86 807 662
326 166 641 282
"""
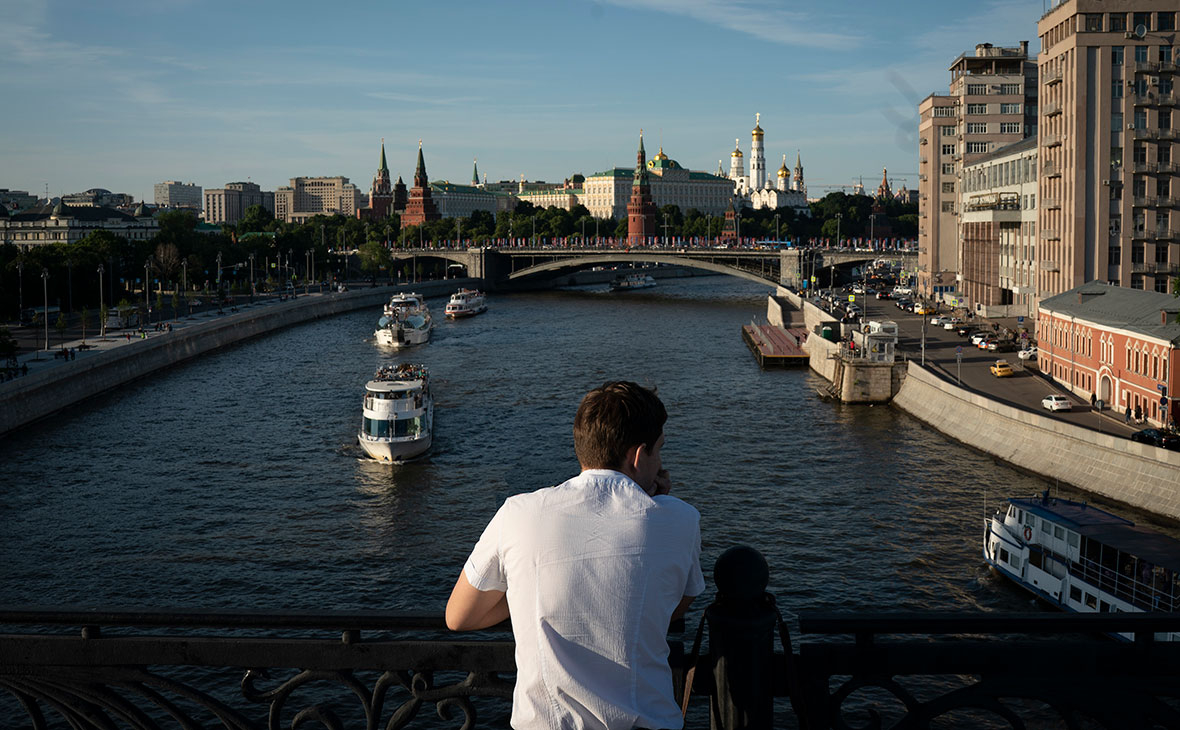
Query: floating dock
741 324 809 368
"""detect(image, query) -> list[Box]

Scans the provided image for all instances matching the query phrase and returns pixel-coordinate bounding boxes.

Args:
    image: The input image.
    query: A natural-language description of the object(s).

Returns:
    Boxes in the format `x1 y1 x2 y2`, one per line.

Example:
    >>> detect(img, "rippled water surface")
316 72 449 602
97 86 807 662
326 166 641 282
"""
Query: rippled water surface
3 276 1077 621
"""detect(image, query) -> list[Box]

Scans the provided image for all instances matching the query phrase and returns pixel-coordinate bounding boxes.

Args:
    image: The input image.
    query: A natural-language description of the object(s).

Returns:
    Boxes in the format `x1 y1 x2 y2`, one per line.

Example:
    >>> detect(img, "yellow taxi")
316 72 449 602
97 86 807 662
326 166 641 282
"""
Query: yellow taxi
989 359 1014 377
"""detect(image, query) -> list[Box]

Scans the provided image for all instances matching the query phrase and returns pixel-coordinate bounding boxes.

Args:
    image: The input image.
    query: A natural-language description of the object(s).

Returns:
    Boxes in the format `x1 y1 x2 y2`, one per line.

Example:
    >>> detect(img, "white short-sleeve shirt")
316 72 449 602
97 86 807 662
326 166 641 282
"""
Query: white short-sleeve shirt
464 469 705 730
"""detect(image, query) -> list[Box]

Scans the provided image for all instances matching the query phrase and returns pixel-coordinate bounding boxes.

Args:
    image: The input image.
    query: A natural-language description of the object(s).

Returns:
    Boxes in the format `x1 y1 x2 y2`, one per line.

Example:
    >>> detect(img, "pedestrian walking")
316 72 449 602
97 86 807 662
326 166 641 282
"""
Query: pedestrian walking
1125 405 1132 424
1090 393 1097 409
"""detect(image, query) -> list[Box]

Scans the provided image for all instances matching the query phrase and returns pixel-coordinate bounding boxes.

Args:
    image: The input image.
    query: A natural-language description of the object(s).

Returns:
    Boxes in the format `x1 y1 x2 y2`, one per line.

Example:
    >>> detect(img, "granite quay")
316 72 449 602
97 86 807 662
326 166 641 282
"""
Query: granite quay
0 279 467 438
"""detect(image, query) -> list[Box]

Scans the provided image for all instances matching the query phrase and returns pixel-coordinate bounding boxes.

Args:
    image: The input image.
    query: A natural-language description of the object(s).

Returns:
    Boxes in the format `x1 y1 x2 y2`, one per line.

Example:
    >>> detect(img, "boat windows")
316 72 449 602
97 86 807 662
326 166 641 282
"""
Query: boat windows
1029 550 1044 570
393 416 424 438
1070 585 1082 602
1017 509 1024 524
1084 592 1098 609
1000 548 1010 564
1066 531 1079 548
1100 600 1111 612
1041 520 1052 534
363 417 391 438
1054 525 1065 540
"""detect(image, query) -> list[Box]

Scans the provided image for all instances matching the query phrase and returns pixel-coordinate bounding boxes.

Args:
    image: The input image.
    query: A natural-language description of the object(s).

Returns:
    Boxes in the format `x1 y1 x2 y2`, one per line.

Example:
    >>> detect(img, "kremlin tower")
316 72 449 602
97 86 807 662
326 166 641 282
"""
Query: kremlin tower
358 139 393 220
729 139 745 183
626 131 657 247
400 141 441 228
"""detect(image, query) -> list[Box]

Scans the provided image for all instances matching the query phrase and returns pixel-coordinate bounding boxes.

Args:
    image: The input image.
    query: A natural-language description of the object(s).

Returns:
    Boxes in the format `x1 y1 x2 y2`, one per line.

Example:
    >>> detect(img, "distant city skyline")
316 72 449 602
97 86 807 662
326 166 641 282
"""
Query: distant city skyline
2 0 1045 205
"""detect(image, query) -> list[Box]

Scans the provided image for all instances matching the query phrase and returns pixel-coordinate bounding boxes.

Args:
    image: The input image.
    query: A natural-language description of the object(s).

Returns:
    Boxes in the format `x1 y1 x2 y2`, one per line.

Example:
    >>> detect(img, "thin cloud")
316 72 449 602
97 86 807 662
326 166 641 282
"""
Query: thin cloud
599 0 861 49
364 92 486 106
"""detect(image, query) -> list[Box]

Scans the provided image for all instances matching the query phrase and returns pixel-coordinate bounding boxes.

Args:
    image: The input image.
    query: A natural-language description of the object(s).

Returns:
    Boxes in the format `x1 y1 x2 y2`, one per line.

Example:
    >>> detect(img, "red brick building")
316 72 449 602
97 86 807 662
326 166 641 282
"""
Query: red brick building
1038 282 1180 427
401 142 440 229
626 132 657 247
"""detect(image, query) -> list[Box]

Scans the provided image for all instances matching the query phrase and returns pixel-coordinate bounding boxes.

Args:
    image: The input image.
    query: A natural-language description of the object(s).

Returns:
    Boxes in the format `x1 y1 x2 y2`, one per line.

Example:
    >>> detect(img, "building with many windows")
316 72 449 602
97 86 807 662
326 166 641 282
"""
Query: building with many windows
0 189 38 214
0 201 158 248
918 41 1038 301
154 181 202 211
274 176 361 223
581 147 732 220
960 137 1040 317
1038 280 1178 426
1036 0 1179 299
61 188 136 209
203 182 274 225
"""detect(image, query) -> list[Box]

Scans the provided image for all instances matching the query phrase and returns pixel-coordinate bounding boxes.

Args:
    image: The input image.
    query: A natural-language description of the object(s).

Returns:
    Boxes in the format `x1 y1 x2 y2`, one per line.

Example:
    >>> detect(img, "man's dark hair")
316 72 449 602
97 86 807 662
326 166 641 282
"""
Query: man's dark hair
573 381 667 470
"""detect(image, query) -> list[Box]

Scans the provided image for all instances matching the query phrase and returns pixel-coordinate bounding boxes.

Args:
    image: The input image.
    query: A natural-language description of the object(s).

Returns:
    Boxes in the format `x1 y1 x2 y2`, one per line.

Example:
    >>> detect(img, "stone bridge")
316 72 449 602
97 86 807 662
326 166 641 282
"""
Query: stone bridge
389 247 917 291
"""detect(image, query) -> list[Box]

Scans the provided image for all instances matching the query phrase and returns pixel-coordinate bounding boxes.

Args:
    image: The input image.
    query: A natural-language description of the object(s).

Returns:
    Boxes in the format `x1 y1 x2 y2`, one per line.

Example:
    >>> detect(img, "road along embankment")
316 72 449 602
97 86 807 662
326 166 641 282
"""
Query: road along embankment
893 361 1180 521
0 281 464 439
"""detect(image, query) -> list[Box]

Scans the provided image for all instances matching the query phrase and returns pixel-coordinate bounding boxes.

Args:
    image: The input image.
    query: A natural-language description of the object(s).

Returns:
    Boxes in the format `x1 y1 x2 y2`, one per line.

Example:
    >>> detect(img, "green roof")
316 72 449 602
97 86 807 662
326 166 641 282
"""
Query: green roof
588 168 633 178
689 171 730 182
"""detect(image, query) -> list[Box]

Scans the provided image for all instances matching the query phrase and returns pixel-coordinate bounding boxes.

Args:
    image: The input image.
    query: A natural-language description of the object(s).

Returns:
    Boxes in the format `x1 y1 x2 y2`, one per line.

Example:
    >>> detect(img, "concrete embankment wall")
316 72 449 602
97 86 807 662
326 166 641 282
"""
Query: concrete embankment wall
0 280 465 438
893 361 1180 520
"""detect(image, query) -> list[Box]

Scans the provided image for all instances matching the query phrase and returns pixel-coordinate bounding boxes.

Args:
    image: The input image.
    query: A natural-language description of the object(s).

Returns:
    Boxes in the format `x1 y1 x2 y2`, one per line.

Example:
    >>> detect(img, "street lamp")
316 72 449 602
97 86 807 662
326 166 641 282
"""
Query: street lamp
836 213 843 249
531 218 536 247
97 264 105 338
248 254 255 300
41 268 49 351
735 212 742 244
287 248 293 288
215 252 223 294
870 213 877 244
144 258 153 323
774 213 781 243
16 261 23 316
663 213 670 247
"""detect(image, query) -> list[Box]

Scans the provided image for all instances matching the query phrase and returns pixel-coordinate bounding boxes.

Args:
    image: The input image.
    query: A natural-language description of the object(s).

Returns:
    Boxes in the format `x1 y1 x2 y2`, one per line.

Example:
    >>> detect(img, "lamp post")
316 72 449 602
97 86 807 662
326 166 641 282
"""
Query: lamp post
663 213 670 247
17 261 24 316
582 218 586 245
97 264 105 338
247 254 254 301
41 268 49 351
287 248 293 288
836 213 843 249
870 213 876 245
305 250 311 294
735 212 742 244
144 258 152 324
531 217 536 247
595 218 599 246
774 213 781 243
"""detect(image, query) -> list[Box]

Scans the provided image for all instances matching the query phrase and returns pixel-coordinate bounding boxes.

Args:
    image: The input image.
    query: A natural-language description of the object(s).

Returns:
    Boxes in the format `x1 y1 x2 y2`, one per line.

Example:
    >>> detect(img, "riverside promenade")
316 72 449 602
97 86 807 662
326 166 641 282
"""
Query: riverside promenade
0 279 469 438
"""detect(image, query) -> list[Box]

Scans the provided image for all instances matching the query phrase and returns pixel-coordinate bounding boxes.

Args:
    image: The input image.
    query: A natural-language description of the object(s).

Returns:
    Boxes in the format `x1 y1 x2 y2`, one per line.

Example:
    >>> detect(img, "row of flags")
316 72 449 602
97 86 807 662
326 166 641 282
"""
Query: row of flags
391 236 918 250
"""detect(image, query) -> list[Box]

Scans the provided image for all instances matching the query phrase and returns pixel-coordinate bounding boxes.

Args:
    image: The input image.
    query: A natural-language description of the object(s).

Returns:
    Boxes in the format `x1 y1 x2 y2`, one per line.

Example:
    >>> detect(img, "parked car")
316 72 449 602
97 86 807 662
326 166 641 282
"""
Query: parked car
1042 394 1072 411
988 339 1017 352
971 331 992 346
895 298 912 310
956 324 978 337
914 304 936 315
1130 428 1180 451
943 317 964 330
990 360 1014 377
930 316 949 326
976 336 995 349
875 291 893 300
1018 346 1038 360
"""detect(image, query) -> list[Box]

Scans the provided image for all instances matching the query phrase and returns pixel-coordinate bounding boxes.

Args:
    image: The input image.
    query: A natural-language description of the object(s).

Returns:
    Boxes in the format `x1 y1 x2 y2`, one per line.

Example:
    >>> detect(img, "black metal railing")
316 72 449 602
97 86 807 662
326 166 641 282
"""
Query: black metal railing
10 552 1180 729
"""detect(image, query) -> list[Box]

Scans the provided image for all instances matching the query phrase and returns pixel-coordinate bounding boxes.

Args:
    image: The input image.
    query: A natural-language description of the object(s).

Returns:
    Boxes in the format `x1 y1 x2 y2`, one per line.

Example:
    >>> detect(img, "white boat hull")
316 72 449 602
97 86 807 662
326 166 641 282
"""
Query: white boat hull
358 431 433 462
375 323 432 347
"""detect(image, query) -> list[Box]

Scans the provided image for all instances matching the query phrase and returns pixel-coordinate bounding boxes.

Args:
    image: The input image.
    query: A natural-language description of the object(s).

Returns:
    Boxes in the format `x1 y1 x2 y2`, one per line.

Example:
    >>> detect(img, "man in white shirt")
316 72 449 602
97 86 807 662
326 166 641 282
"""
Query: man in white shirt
446 381 705 730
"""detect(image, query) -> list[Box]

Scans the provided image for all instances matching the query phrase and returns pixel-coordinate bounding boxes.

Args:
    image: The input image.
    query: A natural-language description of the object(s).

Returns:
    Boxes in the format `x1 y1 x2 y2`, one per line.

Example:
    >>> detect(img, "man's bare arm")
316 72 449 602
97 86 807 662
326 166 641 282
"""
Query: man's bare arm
672 593 695 621
445 570 510 631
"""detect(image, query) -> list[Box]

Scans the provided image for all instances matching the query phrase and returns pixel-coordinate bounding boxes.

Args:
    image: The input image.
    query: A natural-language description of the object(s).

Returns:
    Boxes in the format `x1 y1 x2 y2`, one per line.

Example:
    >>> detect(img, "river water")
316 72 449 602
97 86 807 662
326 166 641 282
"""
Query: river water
3 275 1073 620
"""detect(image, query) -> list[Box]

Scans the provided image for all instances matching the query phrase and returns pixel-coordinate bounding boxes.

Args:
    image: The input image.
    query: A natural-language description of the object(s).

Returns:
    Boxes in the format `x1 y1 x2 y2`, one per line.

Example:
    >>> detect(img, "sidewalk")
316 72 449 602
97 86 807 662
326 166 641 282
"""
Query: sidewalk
4 292 323 381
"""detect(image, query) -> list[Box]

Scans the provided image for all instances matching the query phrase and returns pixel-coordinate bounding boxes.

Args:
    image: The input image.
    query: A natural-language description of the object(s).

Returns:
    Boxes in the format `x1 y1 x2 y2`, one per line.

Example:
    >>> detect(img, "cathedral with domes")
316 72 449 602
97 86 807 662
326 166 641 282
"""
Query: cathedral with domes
726 114 810 219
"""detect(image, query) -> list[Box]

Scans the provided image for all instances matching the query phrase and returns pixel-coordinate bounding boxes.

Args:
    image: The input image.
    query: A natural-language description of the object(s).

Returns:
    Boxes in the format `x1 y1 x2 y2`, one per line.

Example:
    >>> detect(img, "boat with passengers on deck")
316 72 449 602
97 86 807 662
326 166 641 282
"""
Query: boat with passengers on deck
375 292 432 348
357 363 433 463
984 490 1180 641
444 288 487 319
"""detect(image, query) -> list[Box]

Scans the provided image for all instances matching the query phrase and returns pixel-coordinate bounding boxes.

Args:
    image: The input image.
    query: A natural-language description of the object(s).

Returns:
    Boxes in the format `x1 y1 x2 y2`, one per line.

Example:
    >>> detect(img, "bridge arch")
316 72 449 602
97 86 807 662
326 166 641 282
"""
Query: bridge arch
503 254 781 288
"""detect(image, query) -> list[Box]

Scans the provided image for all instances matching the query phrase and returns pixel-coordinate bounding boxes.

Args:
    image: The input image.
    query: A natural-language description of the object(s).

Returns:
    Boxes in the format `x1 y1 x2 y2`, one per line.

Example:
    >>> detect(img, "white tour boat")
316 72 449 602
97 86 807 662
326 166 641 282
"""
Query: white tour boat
984 491 1180 641
357 363 433 462
444 288 487 319
375 292 432 347
609 272 657 291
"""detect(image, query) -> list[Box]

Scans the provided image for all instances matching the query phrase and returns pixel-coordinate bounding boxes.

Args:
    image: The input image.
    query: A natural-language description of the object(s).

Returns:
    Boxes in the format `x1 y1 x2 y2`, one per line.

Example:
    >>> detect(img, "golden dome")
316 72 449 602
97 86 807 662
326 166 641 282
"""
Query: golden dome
752 112 764 138
731 138 744 158
654 146 669 161
777 154 789 177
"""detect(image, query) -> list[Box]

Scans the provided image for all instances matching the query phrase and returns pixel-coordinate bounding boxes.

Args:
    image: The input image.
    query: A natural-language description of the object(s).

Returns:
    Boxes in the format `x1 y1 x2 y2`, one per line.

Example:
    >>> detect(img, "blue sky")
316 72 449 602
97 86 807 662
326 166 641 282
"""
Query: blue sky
1 0 1046 205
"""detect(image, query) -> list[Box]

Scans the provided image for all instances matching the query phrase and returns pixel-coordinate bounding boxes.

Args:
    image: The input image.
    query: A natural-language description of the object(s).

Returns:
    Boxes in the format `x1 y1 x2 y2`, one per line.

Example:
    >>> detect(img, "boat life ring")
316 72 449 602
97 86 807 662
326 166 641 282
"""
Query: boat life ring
1023 526 1032 541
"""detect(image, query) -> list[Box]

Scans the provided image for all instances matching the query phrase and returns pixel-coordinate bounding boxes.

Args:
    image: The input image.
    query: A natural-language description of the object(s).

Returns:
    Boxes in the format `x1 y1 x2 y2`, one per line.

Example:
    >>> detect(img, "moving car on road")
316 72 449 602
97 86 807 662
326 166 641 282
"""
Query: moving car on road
990 360 1014 377
1130 429 1180 451
1042 394 1072 411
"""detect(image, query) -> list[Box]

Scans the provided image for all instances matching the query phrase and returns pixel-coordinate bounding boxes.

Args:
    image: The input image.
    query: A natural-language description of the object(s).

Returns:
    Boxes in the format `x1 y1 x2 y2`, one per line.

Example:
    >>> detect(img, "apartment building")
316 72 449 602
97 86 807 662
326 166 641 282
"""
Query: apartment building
961 137 1040 318
1037 0 1179 299
154 181 202 210
274 177 362 223
918 42 1038 302
203 182 274 225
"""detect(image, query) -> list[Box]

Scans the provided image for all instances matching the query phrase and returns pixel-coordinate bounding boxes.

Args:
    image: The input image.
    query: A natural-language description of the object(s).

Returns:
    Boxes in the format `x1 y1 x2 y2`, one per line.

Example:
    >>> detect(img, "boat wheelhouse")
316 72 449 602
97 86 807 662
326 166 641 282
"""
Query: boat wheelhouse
376 292 432 348
357 364 433 463
984 491 1180 641
444 289 487 319
609 272 656 291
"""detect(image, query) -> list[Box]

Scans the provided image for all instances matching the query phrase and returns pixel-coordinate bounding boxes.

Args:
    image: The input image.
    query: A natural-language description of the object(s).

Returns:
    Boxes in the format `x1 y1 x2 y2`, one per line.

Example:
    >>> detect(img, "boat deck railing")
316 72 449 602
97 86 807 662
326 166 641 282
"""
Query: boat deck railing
1070 555 1178 611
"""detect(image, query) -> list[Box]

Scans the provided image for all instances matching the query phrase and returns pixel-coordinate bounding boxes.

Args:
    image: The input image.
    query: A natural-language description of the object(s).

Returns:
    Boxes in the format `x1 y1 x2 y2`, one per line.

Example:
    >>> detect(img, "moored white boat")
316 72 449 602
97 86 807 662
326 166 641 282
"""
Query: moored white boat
609 272 656 291
444 288 487 319
357 363 433 462
984 491 1180 641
